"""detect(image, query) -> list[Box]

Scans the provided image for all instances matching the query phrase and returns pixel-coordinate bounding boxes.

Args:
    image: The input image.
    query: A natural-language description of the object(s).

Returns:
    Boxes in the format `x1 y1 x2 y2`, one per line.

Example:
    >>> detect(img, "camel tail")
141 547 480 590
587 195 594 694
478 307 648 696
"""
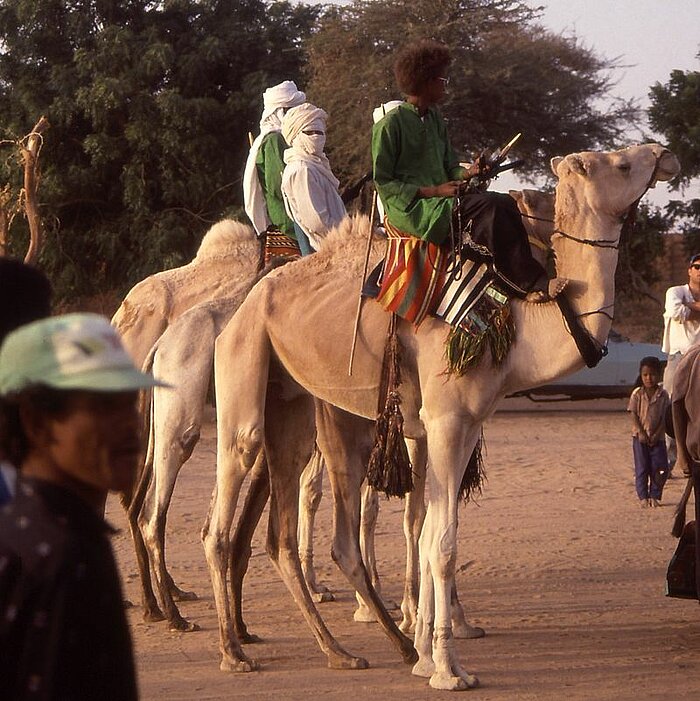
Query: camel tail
672 476 694 538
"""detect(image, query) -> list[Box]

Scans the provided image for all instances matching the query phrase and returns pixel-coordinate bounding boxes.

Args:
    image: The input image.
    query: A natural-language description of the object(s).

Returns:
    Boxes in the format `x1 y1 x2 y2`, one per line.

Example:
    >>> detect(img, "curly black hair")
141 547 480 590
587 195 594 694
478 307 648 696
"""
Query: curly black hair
393 40 452 96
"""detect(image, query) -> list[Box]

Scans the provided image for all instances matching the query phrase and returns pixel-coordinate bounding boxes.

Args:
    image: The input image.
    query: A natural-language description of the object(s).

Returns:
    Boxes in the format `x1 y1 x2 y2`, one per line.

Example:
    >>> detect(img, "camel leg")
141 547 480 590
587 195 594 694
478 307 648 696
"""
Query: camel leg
202 432 261 672
230 457 270 644
315 402 417 666
353 485 399 620
298 445 334 602
264 389 369 669
413 415 480 691
140 423 201 632
399 436 485 640
399 436 427 634
353 484 380 621
121 482 165 623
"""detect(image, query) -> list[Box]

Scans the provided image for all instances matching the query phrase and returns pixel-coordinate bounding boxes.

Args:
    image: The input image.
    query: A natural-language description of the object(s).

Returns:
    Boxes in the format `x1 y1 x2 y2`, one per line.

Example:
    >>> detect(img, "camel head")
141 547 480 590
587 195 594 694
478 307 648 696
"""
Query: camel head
550 143 680 228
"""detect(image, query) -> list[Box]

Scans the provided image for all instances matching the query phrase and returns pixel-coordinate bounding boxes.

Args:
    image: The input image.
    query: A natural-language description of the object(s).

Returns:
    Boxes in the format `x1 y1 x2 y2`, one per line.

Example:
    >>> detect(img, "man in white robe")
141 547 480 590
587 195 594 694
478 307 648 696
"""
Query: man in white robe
281 103 346 253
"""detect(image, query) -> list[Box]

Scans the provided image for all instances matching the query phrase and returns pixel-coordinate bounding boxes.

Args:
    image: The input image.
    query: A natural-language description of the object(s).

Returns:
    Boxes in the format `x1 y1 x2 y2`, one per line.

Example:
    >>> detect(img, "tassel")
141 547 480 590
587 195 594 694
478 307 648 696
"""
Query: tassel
367 315 413 498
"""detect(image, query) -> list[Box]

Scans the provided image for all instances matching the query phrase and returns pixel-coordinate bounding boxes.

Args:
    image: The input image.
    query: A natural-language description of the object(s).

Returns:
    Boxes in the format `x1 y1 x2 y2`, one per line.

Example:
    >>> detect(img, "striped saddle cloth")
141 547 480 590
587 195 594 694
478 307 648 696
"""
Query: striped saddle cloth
375 222 508 332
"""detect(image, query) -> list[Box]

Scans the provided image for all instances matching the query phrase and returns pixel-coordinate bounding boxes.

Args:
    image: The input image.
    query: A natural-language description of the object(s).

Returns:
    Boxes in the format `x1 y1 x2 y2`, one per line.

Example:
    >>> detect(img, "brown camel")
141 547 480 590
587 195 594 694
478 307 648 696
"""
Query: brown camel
203 144 679 689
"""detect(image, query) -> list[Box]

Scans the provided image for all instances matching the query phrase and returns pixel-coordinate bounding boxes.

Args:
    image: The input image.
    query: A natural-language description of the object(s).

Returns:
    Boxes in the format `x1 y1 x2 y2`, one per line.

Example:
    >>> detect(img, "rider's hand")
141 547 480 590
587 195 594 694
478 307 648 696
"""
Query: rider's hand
459 162 481 178
419 181 461 198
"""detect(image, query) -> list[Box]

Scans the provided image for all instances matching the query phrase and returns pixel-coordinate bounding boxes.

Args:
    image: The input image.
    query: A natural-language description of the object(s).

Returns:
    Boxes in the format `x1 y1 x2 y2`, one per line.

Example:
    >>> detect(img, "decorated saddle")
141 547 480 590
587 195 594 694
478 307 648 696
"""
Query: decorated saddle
372 220 514 375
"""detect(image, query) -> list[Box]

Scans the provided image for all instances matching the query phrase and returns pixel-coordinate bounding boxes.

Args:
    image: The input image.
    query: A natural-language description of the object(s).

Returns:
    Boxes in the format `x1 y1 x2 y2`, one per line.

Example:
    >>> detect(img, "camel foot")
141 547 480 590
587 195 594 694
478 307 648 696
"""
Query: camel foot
429 672 469 691
398 616 415 635
452 623 486 640
412 658 435 678
353 606 377 623
240 631 264 644
220 655 259 673
168 617 199 632
143 608 166 623
401 643 419 665
461 672 479 689
311 590 335 603
327 654 369 670
172 588 198 602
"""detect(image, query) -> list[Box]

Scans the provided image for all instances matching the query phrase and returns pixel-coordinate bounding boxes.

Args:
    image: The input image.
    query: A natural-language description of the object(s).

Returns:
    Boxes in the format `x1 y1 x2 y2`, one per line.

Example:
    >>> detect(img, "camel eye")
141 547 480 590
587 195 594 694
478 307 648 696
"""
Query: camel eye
617 163 631 172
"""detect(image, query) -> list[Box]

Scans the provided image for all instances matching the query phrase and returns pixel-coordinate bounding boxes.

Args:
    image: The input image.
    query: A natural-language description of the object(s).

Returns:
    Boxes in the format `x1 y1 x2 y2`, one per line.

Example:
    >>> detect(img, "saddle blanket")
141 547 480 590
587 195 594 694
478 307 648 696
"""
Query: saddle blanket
375 225 508 332
264 230 301 265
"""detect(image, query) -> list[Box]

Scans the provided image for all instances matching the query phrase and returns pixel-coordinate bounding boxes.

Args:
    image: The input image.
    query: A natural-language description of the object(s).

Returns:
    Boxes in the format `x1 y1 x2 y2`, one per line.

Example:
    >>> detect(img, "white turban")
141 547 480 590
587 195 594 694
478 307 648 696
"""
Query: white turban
281 103 328 148
243 80 306 234
372 100 404 124
260 80 306 127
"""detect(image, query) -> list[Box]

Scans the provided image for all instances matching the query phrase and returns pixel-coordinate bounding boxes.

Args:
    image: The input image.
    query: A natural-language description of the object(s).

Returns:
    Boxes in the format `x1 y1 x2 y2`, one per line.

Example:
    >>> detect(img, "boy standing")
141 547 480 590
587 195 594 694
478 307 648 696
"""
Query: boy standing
0 313 167 699
628 356 670 507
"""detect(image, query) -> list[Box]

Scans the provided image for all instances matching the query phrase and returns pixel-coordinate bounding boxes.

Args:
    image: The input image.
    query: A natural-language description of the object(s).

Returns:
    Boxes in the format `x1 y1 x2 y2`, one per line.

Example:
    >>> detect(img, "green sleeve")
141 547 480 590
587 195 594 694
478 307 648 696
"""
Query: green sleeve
372 119 420 210
256 132 296 237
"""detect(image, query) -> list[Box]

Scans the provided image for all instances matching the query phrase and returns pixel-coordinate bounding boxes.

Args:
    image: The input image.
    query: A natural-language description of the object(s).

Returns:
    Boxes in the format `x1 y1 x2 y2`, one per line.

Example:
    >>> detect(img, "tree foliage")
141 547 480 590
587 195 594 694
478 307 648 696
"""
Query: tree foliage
647 58 700 249
304 0 637 185
0 0 318 300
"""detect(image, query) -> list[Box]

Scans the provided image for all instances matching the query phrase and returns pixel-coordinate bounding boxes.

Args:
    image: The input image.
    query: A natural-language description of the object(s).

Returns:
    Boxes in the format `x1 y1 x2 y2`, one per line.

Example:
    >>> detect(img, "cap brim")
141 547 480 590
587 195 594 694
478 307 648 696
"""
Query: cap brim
47 367 172 392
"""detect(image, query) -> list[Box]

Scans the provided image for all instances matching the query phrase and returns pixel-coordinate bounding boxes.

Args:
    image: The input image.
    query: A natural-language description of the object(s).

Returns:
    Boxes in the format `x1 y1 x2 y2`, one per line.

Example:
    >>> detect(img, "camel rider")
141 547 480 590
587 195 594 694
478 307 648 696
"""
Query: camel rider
281 103 347 254
371 40 567 303
243 80 306 262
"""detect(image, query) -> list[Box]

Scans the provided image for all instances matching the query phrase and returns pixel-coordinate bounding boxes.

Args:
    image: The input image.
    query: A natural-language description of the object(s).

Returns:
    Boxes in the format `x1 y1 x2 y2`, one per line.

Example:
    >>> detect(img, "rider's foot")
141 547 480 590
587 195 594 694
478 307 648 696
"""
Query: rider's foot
525 277 569 303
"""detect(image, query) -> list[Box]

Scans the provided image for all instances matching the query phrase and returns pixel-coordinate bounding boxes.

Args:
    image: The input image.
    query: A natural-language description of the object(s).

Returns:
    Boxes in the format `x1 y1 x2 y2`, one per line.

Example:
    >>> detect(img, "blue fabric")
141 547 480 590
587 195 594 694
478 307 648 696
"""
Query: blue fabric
0 473 11 506
294 221 314 256
632 436 668 500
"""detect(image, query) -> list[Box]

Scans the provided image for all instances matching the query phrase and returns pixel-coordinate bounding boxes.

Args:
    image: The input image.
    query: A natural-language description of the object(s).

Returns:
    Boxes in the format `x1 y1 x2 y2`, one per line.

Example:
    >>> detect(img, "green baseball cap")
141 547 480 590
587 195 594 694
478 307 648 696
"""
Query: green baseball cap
0 312 169 395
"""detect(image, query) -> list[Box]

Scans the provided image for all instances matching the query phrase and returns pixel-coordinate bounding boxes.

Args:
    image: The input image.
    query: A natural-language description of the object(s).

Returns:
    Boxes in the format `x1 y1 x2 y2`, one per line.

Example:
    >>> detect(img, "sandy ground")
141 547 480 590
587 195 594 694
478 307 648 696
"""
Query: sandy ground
106 398 700 700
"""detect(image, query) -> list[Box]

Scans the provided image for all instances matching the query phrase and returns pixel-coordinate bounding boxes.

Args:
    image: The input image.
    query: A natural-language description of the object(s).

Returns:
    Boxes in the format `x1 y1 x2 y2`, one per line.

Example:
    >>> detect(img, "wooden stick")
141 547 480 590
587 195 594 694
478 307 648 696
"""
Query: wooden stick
21 115 50 265
348 188 378 376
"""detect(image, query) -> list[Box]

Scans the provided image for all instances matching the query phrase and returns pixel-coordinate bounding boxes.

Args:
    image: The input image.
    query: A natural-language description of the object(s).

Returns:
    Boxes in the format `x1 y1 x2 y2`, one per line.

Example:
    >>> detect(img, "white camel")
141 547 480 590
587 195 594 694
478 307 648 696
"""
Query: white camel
203 144 679 689
112 218 262 368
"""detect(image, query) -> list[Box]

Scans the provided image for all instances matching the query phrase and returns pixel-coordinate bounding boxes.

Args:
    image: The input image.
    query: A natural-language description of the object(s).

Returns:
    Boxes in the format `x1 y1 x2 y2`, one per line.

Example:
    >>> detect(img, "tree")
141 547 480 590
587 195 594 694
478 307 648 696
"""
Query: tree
648 59 700 253
304 0 637 186
0 0 318 300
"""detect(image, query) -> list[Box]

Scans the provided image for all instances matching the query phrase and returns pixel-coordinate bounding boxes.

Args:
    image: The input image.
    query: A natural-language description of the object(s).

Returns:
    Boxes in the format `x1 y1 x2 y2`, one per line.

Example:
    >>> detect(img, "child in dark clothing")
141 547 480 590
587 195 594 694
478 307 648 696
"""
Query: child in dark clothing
627 356 670 508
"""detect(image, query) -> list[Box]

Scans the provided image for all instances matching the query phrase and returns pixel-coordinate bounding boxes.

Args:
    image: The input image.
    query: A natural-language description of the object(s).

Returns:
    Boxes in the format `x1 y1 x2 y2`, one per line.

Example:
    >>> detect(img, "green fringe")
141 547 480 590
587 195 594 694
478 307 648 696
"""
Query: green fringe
459 434 486 502
444 304 515 377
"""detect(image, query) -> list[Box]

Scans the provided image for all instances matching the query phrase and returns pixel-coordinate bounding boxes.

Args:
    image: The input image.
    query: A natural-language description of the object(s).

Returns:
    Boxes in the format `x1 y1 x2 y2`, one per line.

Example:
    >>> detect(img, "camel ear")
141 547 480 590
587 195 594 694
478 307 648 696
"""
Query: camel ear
550 156 564 176
568 155 587 176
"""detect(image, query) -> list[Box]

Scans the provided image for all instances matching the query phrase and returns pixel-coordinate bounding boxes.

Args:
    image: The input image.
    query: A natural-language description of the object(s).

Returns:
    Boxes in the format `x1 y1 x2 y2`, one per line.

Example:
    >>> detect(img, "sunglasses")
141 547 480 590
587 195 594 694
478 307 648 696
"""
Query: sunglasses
691 264 700 270
437 76 450 85
302 130 325 136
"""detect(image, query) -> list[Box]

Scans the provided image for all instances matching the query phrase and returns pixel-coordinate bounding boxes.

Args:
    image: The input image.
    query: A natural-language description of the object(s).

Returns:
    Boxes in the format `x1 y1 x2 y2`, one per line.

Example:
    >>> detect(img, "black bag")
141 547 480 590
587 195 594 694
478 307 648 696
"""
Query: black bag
666 521 697 600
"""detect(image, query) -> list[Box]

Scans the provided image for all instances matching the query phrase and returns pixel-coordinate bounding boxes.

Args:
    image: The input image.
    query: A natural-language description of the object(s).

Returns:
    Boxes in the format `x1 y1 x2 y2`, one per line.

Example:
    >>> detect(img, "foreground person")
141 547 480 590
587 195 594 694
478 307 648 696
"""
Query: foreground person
0 313 166 700
372 40 567 305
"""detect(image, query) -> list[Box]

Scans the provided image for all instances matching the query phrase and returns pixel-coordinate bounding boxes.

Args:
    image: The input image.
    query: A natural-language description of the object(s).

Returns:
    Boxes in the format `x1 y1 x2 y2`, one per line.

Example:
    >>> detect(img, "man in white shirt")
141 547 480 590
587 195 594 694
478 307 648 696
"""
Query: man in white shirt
661 253 700 473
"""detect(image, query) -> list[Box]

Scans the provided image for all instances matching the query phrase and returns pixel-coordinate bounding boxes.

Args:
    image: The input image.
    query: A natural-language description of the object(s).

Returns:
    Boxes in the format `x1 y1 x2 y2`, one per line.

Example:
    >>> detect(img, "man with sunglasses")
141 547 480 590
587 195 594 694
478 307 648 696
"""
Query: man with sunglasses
661 254 700 474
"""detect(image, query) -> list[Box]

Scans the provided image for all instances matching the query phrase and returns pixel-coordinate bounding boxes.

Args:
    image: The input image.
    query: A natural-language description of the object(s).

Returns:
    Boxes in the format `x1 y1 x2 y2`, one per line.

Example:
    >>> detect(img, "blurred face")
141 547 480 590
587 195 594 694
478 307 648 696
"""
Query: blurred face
640 365 659 389
31 390 142 495
688 260 700 284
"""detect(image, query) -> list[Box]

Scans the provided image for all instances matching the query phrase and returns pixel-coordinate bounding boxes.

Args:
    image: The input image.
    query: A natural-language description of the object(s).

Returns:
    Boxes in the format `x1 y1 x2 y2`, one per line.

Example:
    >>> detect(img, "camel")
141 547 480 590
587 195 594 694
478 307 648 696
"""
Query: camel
130 189 556 634
203 144 679 688
112 218 262 368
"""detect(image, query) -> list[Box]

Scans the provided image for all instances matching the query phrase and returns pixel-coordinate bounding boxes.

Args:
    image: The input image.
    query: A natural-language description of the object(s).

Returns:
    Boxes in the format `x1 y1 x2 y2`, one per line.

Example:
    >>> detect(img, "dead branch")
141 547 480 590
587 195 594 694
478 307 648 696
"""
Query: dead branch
20 115 50 264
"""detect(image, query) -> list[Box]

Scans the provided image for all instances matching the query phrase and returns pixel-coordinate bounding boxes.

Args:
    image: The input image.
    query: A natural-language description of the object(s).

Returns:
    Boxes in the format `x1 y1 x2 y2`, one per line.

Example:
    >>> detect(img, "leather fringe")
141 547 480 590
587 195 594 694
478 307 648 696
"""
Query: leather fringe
459 434 486 502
